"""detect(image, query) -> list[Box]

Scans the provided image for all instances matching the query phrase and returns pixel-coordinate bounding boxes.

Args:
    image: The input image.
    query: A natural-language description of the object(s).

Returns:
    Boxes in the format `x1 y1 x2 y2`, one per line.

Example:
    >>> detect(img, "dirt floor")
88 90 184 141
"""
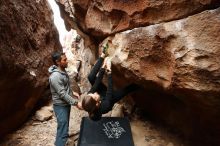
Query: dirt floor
0 105 188 146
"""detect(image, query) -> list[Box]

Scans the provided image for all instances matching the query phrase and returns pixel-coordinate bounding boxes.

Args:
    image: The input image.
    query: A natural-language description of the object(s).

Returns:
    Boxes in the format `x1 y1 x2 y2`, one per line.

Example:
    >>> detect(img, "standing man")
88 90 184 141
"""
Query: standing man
48 52 82 146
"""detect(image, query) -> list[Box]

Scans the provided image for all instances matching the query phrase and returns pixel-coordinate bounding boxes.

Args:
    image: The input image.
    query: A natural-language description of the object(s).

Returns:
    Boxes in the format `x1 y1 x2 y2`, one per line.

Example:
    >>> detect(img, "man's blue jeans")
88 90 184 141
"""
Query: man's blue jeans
53 105 71 146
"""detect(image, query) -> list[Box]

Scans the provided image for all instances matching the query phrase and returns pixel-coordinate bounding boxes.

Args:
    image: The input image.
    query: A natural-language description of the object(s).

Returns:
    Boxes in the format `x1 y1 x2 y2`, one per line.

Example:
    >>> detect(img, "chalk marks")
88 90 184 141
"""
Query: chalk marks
103 121 126 139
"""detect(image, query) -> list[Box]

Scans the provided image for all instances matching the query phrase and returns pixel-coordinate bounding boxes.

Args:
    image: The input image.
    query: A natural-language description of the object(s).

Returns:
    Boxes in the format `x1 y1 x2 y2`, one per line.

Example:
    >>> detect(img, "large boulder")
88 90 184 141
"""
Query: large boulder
56 1 220 144
106 8 220 145
57 0 220 37
0 0 61 136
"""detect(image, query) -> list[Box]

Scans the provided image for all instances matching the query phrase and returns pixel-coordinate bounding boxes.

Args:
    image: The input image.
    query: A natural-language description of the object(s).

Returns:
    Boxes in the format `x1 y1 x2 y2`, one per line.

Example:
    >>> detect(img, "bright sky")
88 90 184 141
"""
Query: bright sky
47 0 68 46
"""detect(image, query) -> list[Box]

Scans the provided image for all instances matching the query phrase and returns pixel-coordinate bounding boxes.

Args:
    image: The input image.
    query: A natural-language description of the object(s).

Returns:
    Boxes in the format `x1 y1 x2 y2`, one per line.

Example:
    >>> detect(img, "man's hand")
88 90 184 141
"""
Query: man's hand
76 102 83 110
73 91 80 99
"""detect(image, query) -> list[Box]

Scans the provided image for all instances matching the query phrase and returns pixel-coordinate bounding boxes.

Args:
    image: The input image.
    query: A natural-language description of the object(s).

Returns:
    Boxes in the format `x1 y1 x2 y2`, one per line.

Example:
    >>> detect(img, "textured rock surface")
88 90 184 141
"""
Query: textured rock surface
34 106 53 122
104 8 220 145
57 1 220 144
63 31 95 93
7 0 216 145
0 106 187 146
0 0 61 137
57 0 220 37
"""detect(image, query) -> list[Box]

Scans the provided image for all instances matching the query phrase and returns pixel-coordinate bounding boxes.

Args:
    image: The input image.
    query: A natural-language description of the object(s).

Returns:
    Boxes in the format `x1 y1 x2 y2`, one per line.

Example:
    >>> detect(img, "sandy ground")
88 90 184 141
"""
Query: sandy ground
0 106 188 146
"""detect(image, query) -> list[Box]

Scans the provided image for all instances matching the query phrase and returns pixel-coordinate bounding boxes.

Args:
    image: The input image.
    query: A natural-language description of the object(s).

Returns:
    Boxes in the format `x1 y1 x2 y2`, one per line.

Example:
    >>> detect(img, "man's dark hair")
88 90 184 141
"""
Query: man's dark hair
51 52 64 65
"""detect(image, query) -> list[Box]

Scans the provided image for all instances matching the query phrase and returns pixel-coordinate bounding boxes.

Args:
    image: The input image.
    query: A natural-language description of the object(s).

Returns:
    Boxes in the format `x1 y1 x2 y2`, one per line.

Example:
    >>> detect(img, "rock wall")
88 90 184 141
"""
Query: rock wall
0 0 61 137
57 0 220 145
58 0 220 37
108 8 220 145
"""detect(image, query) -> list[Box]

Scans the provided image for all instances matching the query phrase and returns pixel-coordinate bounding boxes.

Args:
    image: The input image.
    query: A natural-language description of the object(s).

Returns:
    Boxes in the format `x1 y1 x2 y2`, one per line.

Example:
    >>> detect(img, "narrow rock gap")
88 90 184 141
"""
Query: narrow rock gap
0 0 220 146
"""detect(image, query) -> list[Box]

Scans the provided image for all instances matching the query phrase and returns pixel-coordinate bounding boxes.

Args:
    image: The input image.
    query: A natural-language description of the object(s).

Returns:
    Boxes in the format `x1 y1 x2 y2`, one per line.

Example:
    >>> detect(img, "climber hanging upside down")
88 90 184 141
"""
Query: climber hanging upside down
79 42 139 121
